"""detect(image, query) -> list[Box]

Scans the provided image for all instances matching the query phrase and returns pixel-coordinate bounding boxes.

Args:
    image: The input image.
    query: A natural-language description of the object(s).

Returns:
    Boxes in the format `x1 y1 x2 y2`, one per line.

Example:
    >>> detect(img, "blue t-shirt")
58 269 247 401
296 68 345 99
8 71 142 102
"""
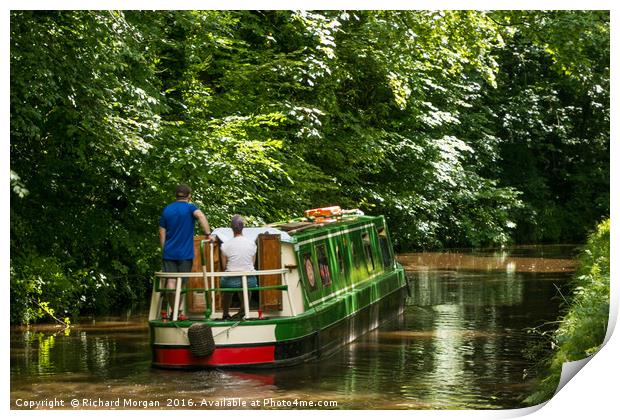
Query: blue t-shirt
159 201 199 260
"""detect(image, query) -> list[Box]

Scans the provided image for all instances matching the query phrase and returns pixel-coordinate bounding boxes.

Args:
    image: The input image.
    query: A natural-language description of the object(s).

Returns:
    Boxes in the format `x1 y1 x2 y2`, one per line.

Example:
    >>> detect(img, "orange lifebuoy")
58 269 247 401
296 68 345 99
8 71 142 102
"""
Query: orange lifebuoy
304 206 342 218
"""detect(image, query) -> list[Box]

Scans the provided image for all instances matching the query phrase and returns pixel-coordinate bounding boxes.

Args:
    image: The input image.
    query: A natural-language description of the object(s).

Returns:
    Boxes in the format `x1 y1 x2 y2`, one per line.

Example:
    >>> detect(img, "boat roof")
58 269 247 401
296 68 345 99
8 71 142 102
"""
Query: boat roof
277 215 386 241
212 215 385 245
211 227 296 244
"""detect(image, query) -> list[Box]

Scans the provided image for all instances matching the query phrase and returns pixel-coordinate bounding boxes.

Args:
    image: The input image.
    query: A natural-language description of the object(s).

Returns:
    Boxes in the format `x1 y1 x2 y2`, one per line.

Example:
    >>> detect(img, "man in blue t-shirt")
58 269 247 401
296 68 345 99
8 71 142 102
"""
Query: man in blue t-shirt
159 184 211 317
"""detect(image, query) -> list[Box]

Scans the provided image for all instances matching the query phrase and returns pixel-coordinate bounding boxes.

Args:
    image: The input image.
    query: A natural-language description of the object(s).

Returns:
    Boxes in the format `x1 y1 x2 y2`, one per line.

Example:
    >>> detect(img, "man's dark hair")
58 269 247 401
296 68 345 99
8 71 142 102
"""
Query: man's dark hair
231 214 244 234
175 184 192 198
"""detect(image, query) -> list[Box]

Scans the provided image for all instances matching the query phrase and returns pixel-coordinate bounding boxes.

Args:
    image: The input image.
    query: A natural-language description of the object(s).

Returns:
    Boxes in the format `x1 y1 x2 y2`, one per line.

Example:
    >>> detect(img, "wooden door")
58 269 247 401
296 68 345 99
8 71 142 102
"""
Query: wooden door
258 233 282 311
188 236 222 314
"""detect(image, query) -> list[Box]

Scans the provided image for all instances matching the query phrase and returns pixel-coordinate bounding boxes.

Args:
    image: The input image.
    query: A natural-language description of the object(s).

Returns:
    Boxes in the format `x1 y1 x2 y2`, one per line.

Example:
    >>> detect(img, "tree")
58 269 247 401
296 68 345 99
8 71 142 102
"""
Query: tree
10 10 609 323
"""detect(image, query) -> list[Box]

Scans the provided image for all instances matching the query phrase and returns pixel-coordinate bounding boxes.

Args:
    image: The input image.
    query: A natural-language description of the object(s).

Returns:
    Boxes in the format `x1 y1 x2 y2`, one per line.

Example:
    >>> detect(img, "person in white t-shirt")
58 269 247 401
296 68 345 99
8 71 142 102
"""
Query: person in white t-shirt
220 215 257 319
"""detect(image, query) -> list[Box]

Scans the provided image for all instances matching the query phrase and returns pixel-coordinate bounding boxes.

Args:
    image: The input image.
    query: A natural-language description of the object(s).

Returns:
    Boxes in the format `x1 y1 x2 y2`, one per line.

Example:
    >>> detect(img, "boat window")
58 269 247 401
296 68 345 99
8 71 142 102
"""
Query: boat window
362 232 375 273
378 228 393 268
350 234 362 270
302 252 317 290
336 243 345 278
316 244 332 287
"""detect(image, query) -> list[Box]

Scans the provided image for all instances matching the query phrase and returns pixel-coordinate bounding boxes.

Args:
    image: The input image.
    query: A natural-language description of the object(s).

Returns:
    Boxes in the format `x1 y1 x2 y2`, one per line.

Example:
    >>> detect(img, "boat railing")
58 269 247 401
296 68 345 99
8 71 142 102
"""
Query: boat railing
151 268 294 322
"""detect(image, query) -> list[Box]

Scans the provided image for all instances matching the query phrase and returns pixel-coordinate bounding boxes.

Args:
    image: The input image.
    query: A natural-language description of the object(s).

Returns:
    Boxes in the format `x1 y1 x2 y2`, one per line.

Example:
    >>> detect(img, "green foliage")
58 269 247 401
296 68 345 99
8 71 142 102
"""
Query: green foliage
10 254 106 324
10 11 164 323
10 11 609 323
524 219 610 405
482 11 610 243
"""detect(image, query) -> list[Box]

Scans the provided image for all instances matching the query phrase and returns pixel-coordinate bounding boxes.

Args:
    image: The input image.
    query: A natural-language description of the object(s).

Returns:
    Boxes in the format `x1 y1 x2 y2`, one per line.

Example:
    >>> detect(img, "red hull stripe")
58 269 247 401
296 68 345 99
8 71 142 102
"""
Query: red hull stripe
154 345 275 367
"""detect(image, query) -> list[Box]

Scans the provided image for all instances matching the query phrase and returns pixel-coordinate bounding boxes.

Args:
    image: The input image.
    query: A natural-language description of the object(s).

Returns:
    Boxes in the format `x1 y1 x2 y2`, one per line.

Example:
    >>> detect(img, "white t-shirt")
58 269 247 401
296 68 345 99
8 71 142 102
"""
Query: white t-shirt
221 235 257 272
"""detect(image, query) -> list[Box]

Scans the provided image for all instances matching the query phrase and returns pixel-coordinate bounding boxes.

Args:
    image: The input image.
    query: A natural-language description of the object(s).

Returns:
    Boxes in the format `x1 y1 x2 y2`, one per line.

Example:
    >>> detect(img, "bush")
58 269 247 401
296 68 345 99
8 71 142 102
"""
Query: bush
9 252 121 325
10 254 75 324
524 218 610 405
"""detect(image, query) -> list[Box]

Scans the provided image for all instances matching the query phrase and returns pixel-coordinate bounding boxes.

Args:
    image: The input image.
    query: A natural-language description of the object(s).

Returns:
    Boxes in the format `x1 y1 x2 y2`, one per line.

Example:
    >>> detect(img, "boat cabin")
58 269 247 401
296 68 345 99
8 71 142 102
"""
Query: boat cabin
149 208 398 323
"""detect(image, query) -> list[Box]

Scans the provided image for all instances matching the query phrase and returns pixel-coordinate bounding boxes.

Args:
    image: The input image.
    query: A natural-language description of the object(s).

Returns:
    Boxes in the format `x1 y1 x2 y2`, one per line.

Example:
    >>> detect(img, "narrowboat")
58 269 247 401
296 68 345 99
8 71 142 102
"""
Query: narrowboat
149 207 408 368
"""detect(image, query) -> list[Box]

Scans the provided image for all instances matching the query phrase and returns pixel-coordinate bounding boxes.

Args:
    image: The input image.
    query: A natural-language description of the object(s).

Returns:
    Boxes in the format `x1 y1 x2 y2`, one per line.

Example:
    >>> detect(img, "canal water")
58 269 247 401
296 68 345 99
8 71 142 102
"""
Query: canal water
10 246 578 410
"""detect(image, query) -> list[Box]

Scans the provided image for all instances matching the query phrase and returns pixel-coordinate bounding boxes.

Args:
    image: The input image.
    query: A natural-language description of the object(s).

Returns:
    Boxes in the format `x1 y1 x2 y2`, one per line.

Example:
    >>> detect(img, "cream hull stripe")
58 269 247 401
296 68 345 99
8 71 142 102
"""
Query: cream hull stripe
153 324 277 346
294 223 376 248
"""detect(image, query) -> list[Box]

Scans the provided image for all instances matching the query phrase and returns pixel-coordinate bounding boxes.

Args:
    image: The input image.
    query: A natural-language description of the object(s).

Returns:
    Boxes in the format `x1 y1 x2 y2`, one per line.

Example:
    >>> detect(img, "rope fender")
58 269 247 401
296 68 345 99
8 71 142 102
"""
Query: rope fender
187 323 216 357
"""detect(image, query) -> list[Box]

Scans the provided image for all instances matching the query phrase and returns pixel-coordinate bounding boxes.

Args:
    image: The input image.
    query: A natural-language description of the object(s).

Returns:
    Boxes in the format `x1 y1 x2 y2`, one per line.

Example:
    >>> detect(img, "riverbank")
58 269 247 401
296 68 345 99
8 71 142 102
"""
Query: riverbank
524 219 610 405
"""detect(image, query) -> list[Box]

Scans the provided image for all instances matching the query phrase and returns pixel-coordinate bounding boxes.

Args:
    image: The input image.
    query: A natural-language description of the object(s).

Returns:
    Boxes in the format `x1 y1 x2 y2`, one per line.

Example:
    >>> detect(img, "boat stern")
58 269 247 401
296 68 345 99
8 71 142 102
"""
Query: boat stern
150 320 279 369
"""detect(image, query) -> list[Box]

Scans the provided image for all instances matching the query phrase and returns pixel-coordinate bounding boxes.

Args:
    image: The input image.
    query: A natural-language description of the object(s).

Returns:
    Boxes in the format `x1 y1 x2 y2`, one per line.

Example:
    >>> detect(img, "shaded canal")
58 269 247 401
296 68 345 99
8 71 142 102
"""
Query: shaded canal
11 245 578 409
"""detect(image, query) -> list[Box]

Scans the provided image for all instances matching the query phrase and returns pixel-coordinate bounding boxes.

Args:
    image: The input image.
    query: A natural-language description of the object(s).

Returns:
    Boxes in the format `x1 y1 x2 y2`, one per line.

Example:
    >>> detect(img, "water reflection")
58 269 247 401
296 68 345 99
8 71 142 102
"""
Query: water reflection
398 246 577 273
11 246 577 409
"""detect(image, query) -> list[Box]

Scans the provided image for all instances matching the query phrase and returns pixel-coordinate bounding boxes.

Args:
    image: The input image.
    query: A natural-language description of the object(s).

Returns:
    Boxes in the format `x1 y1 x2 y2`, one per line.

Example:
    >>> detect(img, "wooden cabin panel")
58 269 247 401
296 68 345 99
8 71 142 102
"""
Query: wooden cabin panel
188 236 222 314
258 233 283 311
